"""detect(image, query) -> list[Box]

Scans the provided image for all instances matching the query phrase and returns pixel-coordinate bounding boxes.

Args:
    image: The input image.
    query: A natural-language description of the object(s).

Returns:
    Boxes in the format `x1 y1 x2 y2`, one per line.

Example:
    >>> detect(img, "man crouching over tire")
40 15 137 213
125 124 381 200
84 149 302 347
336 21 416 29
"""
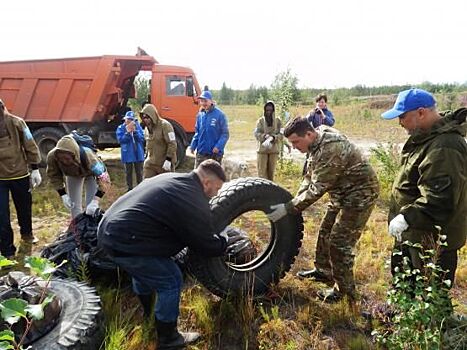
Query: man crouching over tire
97 160 228 349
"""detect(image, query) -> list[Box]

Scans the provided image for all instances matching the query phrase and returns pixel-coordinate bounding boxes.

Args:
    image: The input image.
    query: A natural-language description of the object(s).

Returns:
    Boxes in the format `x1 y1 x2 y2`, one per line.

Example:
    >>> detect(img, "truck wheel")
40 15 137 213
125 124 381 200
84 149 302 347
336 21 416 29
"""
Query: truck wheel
28 279 104 350
32 127 65 166
186 177 304 298
176 135 186 167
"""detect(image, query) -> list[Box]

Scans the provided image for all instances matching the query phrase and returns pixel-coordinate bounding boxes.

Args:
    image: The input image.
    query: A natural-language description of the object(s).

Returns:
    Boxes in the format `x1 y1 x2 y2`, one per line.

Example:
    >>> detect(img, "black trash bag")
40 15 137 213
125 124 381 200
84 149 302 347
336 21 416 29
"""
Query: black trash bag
41 210 117 278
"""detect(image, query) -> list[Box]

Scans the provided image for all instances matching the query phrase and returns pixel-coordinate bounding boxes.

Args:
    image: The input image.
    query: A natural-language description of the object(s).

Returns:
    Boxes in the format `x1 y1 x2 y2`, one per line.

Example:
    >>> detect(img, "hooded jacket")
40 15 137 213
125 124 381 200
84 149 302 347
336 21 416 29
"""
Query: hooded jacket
254 101 283 154
0 110 40 180
46 135 108 196
190 104 229 155
116 119 145 163
389 108 467 250
142 104 177 171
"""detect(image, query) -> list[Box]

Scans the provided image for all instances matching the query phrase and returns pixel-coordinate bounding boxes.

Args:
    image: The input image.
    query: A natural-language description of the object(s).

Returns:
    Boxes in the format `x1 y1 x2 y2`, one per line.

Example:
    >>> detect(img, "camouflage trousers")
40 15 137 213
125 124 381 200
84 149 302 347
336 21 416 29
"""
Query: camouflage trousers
257 152 278 181
194 153 223 168
314 203 375 296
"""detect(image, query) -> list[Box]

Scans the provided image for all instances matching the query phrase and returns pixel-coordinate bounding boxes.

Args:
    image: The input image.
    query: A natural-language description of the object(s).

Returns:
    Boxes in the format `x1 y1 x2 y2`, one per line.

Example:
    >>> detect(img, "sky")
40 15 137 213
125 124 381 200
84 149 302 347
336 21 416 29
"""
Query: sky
2 0 467 90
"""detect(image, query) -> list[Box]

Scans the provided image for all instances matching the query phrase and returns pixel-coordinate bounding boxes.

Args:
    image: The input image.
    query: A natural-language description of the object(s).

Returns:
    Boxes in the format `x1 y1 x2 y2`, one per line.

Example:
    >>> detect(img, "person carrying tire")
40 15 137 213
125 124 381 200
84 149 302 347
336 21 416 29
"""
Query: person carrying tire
46 134 111 219
141 104 177 179
267 117 379 303
116 110 145 191
254 101 283 181
189 90 229 167
97 159 229 349
0 99 42 258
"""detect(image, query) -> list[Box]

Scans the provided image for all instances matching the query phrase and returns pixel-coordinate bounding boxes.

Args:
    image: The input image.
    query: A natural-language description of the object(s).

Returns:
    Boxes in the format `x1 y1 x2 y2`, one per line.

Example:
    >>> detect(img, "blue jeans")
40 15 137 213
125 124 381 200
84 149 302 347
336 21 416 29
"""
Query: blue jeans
112 255 183 322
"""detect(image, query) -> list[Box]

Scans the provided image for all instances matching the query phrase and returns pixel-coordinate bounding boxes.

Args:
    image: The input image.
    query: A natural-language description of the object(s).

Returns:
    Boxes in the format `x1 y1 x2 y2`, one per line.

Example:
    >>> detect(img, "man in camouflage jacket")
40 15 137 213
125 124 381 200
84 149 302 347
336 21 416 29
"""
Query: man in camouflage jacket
267 117 379 302
382 88 466 285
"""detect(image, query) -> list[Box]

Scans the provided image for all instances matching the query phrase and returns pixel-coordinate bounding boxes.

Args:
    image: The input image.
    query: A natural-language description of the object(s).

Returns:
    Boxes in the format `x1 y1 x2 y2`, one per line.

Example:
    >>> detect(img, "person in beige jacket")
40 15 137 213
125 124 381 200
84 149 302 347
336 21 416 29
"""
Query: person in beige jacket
0 99 41 257
46 133 110 219
141 104 177 178
254 101 283 181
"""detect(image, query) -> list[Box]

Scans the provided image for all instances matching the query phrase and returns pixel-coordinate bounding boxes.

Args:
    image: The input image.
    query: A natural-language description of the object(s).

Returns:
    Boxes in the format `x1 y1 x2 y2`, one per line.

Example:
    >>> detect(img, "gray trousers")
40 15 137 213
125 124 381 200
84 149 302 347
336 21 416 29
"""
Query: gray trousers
66 176 98 218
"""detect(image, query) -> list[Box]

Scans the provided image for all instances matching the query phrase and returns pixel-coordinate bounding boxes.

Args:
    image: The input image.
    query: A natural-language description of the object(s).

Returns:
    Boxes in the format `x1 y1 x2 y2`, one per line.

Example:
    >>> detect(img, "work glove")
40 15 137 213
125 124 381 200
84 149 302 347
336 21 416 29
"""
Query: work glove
388 214 409 242
30 169 42 188
262 136 274 150
267 203 287 222
61 194 74 210
218 227 230 244
85 199 99 216
162 160 172 171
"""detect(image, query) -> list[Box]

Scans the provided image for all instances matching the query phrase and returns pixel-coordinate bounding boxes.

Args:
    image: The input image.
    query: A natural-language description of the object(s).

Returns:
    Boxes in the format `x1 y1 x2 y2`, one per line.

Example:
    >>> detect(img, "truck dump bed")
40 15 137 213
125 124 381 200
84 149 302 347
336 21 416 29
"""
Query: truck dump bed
0 55 156 122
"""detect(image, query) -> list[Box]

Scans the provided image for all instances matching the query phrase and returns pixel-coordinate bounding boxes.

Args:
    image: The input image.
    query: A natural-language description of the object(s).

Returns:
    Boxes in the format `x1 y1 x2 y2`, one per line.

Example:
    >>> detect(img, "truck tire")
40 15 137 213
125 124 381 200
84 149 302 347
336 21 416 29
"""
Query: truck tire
176 135 186 167
186 177 304 298
32 127 65 166
29 279 103 350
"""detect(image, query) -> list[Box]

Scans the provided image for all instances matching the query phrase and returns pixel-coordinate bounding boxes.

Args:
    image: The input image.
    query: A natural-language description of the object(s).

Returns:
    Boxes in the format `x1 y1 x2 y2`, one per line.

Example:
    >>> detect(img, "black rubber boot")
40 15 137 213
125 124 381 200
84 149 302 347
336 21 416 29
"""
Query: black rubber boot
296 268 331 283
137 294 153 319
156 320 200 349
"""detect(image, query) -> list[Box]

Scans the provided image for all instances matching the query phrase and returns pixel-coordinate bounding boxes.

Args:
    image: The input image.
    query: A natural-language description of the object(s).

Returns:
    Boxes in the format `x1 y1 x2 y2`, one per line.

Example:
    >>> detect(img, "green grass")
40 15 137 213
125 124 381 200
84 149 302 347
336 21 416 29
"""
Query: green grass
3 100 466 349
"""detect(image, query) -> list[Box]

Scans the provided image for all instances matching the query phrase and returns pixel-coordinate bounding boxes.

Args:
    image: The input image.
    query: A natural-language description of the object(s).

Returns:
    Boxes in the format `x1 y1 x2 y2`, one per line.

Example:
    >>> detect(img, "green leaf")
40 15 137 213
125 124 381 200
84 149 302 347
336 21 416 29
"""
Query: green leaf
0 330 14 342
0 256 16 269
0 341 14 350
0 298 28 325
24 256 57 278
25 304 44 321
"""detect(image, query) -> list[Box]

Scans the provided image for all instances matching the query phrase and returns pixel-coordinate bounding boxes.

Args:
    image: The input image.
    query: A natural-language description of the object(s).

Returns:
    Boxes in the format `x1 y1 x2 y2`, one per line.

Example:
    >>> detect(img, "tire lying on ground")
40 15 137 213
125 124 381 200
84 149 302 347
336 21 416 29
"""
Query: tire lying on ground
186 177 304 298
28 279 104 350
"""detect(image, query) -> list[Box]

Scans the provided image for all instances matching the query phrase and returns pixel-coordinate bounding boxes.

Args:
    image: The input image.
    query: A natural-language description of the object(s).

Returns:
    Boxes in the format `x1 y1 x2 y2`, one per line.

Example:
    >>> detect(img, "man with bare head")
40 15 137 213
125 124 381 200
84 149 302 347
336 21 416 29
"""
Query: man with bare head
98 159 229 349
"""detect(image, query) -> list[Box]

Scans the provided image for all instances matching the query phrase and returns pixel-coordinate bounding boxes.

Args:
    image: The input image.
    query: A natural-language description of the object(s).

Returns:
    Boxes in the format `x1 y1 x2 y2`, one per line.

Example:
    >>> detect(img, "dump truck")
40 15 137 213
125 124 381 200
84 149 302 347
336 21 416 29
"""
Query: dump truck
0 53 202 164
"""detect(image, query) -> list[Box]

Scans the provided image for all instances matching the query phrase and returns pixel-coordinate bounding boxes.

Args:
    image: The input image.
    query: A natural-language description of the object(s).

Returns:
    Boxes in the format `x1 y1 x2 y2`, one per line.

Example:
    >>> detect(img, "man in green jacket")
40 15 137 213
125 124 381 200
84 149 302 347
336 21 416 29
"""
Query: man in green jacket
382 88 467 285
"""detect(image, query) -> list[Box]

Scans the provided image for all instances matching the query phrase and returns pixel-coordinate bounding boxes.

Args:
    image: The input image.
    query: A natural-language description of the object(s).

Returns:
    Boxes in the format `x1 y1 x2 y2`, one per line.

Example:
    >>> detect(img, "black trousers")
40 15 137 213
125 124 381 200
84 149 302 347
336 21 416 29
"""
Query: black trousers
124 162 143 190
0 176 32 256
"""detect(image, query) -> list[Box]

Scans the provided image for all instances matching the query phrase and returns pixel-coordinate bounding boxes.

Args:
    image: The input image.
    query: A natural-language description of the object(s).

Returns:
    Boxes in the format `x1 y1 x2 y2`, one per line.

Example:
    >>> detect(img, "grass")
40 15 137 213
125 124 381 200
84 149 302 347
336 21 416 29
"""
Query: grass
3 100 466 349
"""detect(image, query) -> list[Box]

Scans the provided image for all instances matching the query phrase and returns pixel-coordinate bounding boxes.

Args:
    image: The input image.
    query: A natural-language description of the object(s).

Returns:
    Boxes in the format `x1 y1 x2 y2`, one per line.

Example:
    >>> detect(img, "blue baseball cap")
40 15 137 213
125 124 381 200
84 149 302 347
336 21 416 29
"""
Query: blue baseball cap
199 90 213 100
381 88 436 120
124 111 135 120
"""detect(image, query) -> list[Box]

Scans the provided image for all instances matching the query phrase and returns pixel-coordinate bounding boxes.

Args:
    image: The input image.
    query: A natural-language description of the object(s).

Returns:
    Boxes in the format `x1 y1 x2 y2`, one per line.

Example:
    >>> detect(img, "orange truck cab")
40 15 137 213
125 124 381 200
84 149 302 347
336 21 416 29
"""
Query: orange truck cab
0 53 202 164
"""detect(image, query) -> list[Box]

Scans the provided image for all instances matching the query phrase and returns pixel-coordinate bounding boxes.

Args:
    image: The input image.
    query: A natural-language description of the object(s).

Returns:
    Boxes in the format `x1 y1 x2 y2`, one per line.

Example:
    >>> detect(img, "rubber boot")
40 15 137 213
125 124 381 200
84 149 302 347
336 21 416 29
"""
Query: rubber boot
137 294 153 319
156 320 200 349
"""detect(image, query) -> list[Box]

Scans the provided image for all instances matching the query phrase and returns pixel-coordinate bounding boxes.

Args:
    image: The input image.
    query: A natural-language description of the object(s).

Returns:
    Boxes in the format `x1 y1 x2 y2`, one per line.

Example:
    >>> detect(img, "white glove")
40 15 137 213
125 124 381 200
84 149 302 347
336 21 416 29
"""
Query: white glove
61 194 74 209
388 214 409 242
267 204 287 222
218 227 230 243
30 169 42 188
162 160 172 171
85 199 99 216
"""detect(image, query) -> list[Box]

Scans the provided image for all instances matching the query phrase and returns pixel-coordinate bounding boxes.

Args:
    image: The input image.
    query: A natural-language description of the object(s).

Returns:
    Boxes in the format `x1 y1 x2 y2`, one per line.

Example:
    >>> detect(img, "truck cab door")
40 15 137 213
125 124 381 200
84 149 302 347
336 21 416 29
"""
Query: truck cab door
156 74 199 133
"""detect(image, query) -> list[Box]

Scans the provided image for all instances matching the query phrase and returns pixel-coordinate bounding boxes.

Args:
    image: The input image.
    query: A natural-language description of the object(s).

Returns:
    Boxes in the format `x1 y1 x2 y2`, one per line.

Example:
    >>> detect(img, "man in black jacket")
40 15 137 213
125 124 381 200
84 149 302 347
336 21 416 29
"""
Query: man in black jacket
97 160 228 349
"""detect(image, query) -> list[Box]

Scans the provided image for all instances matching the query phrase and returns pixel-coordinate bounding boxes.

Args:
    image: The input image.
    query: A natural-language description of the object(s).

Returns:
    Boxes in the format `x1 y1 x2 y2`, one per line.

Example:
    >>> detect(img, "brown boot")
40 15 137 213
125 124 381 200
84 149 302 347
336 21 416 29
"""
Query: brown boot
156 321 200 349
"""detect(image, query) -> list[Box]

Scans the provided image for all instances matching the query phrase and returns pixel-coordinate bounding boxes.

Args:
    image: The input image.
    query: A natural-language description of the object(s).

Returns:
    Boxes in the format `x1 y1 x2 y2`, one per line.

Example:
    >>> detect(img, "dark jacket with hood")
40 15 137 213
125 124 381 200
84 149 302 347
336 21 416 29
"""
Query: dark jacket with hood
97 171 227 257
389 108 467 250
254 101 283 154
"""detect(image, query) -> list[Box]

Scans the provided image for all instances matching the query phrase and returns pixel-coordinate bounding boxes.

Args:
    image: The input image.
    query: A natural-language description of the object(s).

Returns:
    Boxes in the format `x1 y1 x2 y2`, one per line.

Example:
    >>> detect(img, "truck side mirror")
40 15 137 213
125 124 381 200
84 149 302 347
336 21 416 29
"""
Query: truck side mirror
186 77 194 97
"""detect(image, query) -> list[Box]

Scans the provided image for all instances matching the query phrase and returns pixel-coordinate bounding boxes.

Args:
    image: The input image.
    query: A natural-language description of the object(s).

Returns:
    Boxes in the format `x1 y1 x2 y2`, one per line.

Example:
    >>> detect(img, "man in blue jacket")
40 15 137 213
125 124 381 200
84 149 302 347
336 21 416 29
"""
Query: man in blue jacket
190 90 229 167
116 111 145 191
97 159 229 349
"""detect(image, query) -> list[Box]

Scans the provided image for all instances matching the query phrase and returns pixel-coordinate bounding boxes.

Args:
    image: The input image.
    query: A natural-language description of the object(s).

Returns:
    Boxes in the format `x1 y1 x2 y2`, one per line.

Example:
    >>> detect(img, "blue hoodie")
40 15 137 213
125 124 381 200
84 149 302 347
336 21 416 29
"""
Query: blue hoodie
190 105 229 155
116 121 145 163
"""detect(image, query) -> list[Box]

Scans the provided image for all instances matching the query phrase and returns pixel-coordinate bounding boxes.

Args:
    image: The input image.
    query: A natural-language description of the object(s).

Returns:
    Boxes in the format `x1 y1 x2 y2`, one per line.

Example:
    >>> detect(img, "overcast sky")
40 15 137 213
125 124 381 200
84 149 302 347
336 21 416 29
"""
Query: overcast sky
2 0 466 90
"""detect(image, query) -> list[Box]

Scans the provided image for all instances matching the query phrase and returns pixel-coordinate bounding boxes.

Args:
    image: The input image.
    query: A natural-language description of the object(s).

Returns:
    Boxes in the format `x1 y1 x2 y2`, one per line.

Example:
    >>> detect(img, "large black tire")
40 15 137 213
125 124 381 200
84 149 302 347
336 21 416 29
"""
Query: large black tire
30 279 103 350
187 177 304 298
32 127 65 166
175 135 186 167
